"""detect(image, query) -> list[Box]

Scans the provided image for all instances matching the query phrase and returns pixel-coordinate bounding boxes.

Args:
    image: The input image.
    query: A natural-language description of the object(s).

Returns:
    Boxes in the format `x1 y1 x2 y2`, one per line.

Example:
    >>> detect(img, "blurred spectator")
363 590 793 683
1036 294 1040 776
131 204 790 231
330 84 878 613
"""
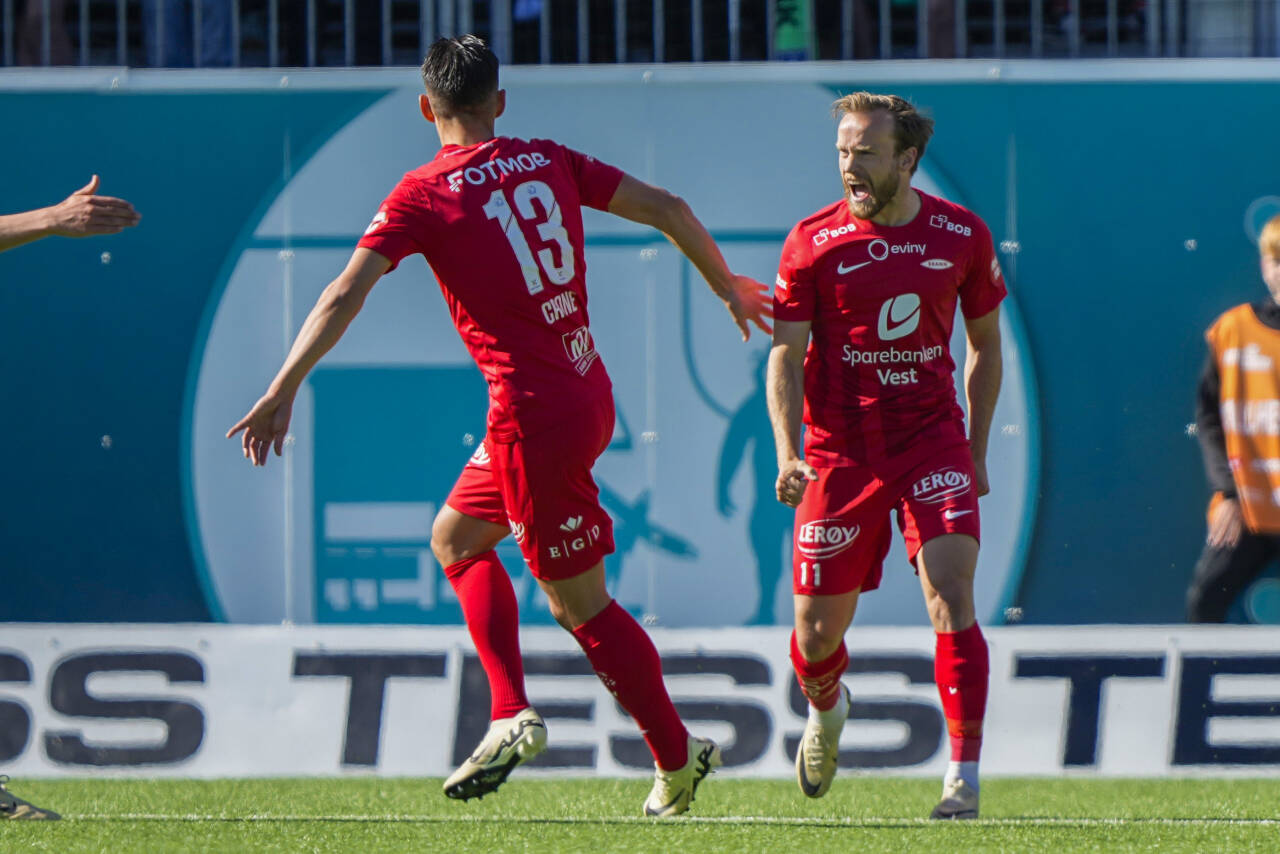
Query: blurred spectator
1188 213 1280 622
17 0 73 66
142 0 233 67
929 0 956 57
776 0 814 60
513 0 542 21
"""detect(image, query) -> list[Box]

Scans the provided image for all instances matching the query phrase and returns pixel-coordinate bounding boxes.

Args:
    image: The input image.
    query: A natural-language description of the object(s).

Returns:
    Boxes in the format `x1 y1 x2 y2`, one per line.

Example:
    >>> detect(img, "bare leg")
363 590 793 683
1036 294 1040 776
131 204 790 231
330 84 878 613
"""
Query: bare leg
916 533 978 633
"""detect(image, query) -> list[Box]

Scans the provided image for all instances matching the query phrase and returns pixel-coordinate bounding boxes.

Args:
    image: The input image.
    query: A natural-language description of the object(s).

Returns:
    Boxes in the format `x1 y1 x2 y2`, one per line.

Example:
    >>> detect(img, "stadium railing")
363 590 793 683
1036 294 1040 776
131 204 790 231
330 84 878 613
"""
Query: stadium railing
1 1 1276 69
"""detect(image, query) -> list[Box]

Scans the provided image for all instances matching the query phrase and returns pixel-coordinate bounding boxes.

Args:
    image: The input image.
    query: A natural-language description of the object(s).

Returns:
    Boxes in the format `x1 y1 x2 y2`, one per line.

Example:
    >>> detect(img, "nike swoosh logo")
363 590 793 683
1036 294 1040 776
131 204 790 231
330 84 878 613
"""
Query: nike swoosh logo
798 771 824 796
837 260 871 274
943 509 973 521
650 789 688 814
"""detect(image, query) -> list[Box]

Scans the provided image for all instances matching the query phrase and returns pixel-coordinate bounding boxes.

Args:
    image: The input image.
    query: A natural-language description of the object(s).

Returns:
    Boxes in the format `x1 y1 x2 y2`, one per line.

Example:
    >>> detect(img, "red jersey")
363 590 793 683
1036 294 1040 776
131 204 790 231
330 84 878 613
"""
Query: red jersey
358 136 625 441
774 190 1005 466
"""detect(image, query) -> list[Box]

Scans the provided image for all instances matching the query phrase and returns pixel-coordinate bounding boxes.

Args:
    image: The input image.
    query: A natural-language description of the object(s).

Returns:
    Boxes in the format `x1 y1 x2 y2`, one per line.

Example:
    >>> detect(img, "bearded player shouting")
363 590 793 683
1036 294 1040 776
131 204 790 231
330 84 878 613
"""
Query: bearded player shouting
767 92 1005 820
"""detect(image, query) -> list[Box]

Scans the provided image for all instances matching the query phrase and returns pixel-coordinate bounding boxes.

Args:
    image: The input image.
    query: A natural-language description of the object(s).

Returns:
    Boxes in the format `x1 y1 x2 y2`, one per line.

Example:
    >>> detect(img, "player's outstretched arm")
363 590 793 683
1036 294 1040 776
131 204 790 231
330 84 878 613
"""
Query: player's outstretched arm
963 307 1002 496
0 175 141 253
606 174 772 341
767 320 817 508
226 247 391 466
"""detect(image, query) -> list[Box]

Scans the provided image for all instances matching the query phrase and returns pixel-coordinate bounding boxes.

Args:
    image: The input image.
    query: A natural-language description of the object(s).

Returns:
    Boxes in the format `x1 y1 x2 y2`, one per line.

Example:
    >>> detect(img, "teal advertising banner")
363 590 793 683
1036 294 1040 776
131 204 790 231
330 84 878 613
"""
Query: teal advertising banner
2 63 1277 626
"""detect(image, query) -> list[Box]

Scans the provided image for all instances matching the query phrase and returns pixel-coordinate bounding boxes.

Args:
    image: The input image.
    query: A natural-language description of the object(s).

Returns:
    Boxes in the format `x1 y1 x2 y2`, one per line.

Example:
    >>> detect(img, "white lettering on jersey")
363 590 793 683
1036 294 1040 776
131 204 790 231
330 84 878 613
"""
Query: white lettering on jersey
447 151 552 193
833 239 928 275
812 223 857 246
842 344 945 366
541 290 580 324
929 213 973 237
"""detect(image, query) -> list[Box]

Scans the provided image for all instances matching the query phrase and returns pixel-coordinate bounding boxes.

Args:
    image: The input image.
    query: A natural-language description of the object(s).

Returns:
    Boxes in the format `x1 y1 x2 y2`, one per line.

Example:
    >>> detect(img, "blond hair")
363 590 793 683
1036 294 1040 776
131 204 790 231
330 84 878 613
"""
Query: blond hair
1260 213 1280 259
832 92 934 174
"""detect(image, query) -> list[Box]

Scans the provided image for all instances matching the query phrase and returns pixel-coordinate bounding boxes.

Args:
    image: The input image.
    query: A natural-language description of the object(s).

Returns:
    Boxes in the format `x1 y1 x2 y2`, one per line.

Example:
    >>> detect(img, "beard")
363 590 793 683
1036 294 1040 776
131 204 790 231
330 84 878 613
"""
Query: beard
844 168 900 220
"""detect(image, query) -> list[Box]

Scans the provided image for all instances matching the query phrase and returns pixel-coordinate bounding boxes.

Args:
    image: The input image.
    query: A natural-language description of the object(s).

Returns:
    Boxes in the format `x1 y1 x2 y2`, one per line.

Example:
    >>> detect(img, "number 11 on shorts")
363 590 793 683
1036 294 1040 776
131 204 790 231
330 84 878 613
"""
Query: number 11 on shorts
800 561 822 587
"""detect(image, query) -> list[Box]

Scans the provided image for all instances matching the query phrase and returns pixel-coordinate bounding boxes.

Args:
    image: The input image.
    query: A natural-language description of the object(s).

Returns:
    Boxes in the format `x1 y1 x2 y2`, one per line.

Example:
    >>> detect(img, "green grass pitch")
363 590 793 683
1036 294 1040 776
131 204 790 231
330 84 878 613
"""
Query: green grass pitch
3 776 1278 852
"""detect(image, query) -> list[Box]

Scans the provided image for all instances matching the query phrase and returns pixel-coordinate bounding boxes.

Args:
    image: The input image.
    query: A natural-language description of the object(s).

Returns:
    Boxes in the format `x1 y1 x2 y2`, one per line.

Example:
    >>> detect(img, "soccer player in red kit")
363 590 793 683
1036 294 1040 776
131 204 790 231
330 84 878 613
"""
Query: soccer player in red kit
228 36 770 817
767 92 1004 819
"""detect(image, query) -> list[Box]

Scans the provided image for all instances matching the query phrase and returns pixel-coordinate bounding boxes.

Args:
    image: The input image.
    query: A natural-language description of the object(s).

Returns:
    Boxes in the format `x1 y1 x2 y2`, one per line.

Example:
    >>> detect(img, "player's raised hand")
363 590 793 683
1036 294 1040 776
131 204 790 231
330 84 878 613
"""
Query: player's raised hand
47 175 141 237
776 458 818 508
721 274 773 341
226 392 294 467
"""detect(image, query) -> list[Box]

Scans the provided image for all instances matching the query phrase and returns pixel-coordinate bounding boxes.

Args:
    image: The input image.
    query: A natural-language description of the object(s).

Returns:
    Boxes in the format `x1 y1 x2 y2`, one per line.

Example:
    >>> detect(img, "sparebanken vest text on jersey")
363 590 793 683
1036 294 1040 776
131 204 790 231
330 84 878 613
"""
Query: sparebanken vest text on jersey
774 191 1006 466
358 136 625 442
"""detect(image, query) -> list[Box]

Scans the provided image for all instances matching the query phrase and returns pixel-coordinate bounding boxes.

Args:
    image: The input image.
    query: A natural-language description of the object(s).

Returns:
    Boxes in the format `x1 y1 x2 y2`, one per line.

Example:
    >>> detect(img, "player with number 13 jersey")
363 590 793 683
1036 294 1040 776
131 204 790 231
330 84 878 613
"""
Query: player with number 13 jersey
360 136 619 443
230 36 770 817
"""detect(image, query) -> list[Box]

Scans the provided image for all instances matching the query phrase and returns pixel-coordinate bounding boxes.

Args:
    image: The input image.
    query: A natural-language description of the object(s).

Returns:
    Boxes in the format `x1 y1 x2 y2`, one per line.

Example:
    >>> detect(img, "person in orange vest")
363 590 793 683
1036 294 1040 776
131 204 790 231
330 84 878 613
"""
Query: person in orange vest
1189 212 1280 622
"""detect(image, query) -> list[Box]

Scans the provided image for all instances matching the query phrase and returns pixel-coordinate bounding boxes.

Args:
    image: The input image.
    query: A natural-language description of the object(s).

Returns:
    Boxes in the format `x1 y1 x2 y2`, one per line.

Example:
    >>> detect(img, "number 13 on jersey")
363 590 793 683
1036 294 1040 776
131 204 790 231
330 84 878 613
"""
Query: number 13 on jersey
483 180 575 295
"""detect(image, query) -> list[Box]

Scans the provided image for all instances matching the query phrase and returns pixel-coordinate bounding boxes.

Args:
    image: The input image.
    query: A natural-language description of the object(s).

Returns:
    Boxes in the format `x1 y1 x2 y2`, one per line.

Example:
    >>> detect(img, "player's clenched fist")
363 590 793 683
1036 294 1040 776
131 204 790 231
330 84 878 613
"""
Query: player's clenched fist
776 459 818 508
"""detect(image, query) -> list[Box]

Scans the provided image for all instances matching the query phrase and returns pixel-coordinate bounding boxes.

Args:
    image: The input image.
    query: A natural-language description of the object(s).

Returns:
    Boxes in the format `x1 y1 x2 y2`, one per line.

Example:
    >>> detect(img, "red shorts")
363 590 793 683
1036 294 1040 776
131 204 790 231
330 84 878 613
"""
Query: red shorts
446 396 616 581
792 443 981 596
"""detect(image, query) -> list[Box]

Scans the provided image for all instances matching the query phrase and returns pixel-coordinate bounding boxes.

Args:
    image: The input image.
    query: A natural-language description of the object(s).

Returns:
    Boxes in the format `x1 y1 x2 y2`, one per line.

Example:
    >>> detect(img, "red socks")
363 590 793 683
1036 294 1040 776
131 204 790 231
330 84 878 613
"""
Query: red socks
571 600 689 770
790 631 849 711
789 624 986 762
444 552 529 721
934 623 989 762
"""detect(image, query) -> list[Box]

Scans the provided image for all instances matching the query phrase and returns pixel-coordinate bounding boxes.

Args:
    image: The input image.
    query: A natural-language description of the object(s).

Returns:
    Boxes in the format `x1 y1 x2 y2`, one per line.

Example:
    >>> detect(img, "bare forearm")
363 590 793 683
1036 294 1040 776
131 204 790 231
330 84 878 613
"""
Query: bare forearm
608 178 733 297
656 198 734 298
267 281 366 398
965 344 1002 460
0 208 53 253
767 350 805 465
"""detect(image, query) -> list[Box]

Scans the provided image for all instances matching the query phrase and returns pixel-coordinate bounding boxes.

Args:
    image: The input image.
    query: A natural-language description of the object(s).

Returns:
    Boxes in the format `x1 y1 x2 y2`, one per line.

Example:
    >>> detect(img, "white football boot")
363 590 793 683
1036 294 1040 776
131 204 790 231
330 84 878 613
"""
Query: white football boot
795 684 851 798
642 736 722 817
443 707 547 801
929 778 980 820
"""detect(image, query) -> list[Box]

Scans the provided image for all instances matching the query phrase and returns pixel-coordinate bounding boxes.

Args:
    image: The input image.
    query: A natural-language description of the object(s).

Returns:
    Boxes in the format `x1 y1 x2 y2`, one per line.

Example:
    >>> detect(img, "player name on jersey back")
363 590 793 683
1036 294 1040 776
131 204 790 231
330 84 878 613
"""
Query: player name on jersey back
358 136 625 440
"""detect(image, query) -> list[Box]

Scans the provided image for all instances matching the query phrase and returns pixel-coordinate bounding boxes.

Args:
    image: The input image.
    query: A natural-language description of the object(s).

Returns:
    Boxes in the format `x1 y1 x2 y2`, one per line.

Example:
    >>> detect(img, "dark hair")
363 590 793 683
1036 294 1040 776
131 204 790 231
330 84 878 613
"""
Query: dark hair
420 35 499 113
